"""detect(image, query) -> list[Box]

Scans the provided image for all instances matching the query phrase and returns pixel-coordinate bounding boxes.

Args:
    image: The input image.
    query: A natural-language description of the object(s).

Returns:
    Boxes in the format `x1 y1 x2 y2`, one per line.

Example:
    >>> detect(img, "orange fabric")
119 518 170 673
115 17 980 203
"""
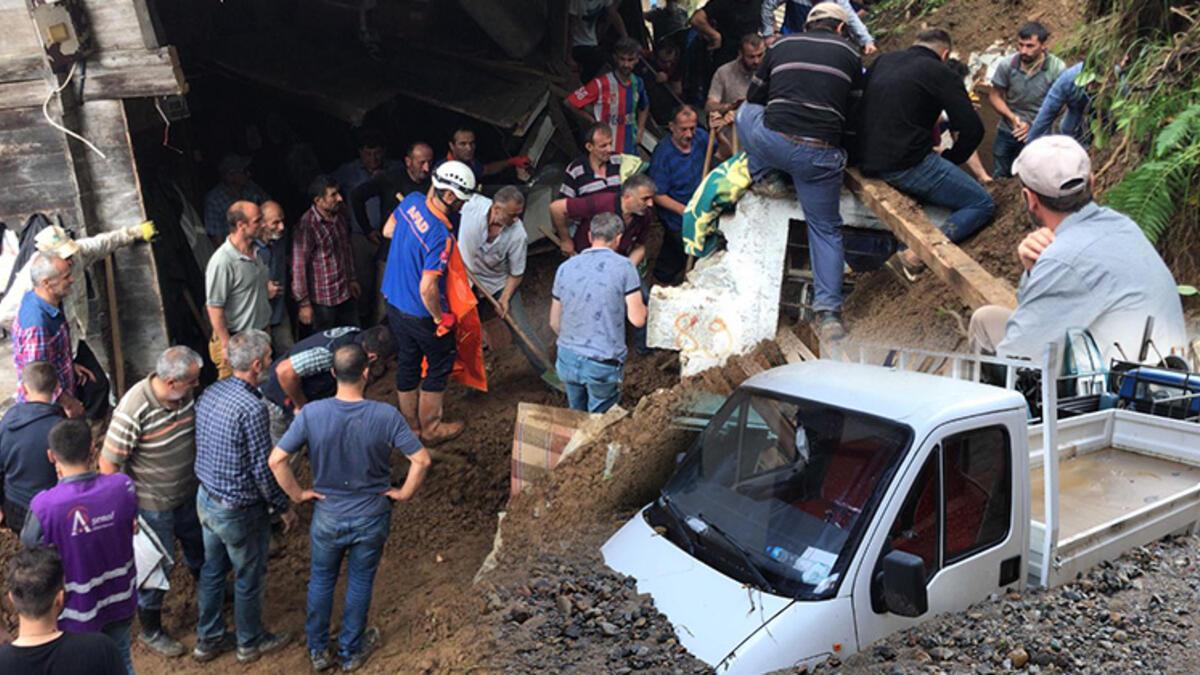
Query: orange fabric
415 197 487 392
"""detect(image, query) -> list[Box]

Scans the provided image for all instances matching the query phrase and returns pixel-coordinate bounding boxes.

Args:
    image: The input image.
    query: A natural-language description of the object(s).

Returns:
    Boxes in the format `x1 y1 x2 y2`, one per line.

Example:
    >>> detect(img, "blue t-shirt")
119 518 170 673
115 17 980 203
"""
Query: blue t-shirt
552 247 641 363
381 193 453 317
648 127 708 233
277 398 422 518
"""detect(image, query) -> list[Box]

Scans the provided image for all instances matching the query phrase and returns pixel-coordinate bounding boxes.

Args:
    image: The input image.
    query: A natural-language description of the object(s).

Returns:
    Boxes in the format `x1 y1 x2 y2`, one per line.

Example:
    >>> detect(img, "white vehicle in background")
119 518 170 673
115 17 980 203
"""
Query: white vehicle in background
603 344 1200 674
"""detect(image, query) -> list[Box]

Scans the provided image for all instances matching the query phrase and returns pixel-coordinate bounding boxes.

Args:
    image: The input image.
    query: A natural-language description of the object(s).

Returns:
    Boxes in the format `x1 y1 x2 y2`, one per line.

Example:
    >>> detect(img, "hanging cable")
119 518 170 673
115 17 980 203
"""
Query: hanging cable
41 60 108 160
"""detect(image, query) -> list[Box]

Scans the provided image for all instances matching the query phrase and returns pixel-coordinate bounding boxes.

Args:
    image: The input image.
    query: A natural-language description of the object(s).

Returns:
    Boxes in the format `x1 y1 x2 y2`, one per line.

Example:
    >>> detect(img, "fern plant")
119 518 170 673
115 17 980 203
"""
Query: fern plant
1104 101 1200 243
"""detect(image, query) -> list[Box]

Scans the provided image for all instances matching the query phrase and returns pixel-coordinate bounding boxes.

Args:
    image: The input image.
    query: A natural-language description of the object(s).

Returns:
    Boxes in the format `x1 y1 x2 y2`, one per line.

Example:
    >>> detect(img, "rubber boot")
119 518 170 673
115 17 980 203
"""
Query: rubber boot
397 389 421 435
418 390 464 446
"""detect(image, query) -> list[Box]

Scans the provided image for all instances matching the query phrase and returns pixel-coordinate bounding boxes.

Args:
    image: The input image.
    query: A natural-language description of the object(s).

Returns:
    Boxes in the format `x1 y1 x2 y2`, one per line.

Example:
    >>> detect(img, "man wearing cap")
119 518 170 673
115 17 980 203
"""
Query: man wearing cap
968 136 1187 363
2 222 156 419
204 154 270 248
736 2 865 341
380 161 474 446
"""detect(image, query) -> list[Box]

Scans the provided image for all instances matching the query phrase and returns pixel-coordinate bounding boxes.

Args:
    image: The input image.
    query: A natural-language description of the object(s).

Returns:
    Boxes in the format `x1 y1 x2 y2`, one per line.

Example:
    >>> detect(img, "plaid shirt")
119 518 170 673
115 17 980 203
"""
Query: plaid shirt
12 291 73 402
292 205 355 307
194 377 288 512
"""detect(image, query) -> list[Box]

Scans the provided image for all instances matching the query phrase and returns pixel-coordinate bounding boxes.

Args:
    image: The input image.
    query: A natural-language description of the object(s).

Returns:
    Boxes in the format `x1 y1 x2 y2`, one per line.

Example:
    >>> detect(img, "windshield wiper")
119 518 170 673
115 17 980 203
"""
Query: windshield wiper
657 495 697 555
695 512 778 595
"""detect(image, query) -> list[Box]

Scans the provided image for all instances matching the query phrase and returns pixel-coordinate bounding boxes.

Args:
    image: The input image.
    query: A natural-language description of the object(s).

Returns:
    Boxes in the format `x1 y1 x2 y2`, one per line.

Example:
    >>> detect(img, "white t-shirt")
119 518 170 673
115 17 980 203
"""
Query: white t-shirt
458 195 528 296
569 0 617 48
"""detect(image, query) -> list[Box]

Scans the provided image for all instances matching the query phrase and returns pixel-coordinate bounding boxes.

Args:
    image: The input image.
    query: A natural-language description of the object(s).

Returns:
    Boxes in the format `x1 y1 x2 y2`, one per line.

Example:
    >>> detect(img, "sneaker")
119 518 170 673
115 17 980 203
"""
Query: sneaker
310 649 336 672
236 631 293 664
341 627 382 672
139 628 187 658
750 170 792 199
192 632 236 663
815 310 847 342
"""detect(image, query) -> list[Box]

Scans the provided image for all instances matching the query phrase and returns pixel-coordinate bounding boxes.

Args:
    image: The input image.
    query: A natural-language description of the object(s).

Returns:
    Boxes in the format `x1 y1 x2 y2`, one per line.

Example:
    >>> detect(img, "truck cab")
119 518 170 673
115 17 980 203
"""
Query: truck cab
603 360 1032 673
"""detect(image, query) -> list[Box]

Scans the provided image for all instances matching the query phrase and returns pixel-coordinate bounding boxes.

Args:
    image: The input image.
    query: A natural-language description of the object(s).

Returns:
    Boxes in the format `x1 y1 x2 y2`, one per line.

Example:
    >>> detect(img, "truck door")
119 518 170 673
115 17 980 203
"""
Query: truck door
851 415 1026 649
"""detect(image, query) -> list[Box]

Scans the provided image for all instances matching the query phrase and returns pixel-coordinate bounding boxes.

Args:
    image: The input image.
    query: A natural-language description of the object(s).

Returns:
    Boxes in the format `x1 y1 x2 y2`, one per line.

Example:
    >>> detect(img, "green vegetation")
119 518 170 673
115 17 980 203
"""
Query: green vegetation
1074 1 1200 257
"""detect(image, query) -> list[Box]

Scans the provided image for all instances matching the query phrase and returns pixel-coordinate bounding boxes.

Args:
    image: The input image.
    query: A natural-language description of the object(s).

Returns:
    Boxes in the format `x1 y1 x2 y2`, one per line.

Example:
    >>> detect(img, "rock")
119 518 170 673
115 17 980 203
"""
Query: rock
929 647 954 661
1113 629 1128 642
507 604 532 624
557 595 573 617
599 621 620 637
1007 647 1030 668
874 645 897 661
913 649 932 664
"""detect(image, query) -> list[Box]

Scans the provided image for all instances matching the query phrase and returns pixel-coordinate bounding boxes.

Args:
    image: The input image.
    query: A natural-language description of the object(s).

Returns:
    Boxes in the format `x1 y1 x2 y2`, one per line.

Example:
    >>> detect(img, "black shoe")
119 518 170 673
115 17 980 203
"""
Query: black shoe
815 310 847 342
192 632 236 663
341 627 381 672
310 649 336 672
236 631 293 664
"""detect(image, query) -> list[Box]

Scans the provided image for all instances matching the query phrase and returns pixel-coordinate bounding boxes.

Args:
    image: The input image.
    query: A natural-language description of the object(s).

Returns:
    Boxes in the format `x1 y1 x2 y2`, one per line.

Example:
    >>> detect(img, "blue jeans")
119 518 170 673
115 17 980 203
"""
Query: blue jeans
195 486 271 648
879 152 996 243
738 103 847 311
556 347 623 412
102 618 135 675
306 508 391 660
137 499 205 610
992 127 1024 178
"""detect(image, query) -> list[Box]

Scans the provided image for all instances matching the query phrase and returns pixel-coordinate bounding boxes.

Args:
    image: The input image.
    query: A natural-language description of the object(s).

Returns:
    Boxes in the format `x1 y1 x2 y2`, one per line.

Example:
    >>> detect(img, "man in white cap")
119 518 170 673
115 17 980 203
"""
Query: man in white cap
736 1 865 342
968 135 1187 363
1 222 156 419
379 160 475 445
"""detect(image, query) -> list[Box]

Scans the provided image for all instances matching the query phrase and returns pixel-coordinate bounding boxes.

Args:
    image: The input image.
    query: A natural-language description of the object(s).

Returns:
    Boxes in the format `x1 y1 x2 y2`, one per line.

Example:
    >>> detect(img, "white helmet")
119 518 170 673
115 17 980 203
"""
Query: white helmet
432 160 477 200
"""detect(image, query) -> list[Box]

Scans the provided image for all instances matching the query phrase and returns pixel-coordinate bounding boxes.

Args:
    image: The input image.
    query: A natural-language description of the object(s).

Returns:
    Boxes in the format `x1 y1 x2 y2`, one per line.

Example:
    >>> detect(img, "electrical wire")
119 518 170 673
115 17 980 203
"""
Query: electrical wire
41 60 108 160
155 96 183 154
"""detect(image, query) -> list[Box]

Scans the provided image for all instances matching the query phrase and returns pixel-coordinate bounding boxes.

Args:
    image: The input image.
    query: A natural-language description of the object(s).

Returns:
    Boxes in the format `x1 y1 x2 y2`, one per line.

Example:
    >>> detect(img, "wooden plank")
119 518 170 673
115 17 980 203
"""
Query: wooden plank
129 0 162 49
775 326 816 364
0 55 45 83
844 169 1017 310
0 8 40 61
0 48 186 111
86 0 148 51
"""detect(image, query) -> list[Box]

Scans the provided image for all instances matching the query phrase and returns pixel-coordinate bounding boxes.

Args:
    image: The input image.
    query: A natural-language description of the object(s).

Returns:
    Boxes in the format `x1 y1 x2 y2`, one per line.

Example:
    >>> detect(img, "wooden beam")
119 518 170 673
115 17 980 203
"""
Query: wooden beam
775 326 817 364
0 47 186 111
844 168 1017 310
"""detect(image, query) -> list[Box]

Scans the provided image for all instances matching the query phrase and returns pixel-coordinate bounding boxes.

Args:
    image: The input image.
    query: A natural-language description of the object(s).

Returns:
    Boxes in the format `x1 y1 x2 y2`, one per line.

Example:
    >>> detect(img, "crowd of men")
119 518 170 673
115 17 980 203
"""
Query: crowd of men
0 1 1191 672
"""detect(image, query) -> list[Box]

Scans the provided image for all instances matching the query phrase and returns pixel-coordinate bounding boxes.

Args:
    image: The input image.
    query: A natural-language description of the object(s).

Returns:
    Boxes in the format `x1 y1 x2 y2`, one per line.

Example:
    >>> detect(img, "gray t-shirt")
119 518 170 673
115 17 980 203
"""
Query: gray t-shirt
998 203 1188 363
458 195 528 296
709 59 754 106
205 240 271 332
552 247 641 363
990 53 1065 133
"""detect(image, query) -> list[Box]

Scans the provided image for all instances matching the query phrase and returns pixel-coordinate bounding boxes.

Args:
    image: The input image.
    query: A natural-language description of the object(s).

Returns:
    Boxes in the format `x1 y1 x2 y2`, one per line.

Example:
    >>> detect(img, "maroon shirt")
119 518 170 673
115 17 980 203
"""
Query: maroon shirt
292 206 356 307
565 192 649 257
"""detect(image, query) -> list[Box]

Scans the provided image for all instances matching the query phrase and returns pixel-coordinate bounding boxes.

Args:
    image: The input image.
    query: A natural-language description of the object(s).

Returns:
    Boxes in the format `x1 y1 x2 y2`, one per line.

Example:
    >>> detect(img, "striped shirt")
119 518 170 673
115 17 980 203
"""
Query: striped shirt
559 154 624 199
102 376 198 511
567 72 649 154
745 29 865 144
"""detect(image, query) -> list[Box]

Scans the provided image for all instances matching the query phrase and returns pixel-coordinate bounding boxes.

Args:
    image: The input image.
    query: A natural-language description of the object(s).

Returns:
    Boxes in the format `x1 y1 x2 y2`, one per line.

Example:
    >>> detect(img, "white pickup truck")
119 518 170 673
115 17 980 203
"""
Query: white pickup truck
602 344 1200 674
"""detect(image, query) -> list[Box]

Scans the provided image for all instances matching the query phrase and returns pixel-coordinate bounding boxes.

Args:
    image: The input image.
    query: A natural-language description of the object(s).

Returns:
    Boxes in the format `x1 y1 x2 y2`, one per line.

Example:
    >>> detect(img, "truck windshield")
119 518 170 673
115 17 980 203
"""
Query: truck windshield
653 388 913 600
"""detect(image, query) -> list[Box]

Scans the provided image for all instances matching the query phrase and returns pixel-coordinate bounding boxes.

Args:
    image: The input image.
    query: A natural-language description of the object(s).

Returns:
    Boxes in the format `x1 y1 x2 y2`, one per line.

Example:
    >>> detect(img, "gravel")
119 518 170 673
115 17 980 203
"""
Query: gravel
799 535 1200 674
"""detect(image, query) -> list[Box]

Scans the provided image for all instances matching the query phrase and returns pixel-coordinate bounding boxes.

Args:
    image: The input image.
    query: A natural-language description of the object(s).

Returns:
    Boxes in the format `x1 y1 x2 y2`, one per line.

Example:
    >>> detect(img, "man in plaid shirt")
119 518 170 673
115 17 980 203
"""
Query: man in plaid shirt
193 329 294 664
292 175 359 335
11 253 85 419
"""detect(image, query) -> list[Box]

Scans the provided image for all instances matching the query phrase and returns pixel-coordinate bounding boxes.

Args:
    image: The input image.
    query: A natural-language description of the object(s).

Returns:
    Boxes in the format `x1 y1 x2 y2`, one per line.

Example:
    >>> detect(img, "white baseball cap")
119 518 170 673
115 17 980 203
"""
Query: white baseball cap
1012 135 1091 198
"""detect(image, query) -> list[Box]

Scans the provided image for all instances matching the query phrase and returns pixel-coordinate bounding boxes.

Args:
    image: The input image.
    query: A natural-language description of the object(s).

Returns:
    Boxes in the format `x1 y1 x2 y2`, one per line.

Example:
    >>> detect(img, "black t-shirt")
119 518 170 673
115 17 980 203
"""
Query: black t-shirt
703 0 764 63
0 632 125 675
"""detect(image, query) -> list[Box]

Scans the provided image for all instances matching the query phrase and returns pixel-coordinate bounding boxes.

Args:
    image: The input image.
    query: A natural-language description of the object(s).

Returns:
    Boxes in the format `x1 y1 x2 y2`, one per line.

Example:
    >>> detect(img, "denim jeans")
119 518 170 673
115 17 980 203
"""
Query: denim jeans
738 103 846 311
102 618 135 675
879 152 996 243
306 508 391 660
490 290 553 375
137 499 205 611
195 486 271 648
556 347 623 413
992 127 1024 178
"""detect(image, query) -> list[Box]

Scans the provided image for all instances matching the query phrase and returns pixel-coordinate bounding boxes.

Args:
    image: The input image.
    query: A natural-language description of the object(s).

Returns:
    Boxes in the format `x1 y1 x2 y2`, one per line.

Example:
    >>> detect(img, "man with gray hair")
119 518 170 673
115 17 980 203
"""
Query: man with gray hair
458 187 555 383
206 201 272 379
193 329 293 663
100 345 204 658
11 253 86 419
550 212 648 412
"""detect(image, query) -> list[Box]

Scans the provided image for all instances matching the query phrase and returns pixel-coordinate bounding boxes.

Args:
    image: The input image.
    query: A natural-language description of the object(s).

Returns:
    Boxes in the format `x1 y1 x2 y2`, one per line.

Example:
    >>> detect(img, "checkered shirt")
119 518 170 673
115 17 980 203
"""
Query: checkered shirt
194 376 288 512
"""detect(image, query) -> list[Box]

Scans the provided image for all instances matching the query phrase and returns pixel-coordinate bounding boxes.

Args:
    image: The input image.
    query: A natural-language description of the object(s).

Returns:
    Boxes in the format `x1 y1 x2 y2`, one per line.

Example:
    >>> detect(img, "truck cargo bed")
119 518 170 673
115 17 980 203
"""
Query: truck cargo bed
1031 448 1200 538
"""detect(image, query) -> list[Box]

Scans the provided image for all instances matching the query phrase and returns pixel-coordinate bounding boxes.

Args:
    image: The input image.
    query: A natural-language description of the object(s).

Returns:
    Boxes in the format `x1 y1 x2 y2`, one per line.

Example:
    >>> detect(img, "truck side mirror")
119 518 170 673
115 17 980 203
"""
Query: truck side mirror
881 550 928 617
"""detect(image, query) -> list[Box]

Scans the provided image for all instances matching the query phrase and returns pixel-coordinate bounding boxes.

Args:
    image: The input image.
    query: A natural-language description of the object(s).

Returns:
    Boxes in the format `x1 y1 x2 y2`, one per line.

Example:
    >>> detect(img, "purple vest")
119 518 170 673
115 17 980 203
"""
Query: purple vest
30 473 138 632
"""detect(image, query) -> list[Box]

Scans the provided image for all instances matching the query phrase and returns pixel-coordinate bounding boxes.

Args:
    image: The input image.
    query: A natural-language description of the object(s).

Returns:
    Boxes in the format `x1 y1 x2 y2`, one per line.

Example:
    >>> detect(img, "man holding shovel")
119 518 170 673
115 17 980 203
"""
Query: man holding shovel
458 187 561 390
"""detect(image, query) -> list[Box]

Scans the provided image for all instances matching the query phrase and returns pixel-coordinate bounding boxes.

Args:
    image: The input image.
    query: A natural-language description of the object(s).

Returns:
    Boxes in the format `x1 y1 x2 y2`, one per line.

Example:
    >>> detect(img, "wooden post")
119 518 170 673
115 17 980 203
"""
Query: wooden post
844 169 1017 310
